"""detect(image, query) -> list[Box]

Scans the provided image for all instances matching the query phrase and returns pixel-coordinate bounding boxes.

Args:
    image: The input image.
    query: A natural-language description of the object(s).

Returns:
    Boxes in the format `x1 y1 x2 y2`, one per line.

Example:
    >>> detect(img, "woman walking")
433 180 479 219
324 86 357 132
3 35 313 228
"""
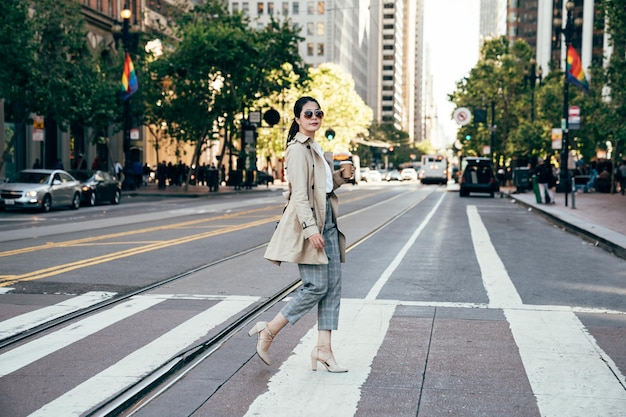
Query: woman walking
248 96 353 373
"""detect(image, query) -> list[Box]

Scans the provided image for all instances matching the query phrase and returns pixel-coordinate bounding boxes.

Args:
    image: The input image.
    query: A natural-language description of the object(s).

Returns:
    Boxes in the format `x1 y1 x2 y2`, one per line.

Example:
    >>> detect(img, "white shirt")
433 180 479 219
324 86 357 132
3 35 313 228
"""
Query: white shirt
311 141 333 193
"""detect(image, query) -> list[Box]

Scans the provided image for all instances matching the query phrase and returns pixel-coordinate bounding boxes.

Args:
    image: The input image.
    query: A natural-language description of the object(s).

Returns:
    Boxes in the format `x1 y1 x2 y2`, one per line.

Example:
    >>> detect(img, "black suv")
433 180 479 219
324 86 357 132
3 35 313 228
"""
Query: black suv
459 157 499 197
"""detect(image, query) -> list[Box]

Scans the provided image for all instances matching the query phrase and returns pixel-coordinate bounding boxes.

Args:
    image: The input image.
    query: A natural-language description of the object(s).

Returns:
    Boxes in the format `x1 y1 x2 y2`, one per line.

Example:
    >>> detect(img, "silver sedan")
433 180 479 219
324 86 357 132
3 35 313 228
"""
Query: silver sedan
0 169 82 212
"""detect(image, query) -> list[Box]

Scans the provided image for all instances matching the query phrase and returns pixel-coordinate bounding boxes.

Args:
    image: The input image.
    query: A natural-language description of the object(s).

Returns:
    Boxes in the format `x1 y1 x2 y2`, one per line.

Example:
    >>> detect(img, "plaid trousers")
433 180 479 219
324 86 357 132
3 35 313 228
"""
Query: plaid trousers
281 198 342 330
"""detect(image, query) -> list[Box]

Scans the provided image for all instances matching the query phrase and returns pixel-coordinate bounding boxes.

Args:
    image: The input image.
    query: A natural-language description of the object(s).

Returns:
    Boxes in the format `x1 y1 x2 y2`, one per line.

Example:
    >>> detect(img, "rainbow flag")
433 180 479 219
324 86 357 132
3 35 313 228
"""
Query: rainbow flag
567 45 589 91
120 51 138 101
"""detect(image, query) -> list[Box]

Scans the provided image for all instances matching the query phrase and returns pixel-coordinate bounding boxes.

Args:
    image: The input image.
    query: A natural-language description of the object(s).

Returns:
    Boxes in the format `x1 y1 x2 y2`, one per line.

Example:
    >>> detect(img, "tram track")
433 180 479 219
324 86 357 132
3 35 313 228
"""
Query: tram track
90 190 428 417
0 187 432 416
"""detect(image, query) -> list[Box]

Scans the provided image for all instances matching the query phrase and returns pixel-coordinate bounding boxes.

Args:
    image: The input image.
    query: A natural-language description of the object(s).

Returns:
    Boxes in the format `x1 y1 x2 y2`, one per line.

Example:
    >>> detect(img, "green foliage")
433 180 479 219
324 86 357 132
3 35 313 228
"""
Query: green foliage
0 0 119 171
253 63 373 163
142 0 306 174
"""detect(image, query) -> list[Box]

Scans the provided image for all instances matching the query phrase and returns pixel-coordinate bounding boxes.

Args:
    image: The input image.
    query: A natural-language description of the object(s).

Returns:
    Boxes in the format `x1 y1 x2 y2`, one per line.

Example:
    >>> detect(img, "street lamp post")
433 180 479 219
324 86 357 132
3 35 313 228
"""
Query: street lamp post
121 5 134 191
554 1 582 207
524 58 542 122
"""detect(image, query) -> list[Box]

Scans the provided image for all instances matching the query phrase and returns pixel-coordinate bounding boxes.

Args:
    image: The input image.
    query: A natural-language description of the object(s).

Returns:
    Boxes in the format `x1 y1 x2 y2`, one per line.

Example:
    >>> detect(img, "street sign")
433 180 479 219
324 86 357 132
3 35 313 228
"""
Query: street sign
569 105 580 130
33 115 44 142
552 128 562 149
453 107 472 126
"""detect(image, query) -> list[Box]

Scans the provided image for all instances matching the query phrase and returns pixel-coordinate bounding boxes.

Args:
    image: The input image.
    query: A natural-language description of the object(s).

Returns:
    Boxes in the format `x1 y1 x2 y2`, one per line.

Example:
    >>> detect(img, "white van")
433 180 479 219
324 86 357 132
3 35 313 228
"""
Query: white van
419 154 448 184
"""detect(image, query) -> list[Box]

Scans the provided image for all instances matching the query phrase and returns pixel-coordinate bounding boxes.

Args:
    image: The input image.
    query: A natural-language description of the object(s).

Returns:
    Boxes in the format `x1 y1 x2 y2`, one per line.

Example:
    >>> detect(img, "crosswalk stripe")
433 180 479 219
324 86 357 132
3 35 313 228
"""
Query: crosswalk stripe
0 291 117 340
244 299 397 417
28 295 258 417
0 296 164 378
468 205 626 416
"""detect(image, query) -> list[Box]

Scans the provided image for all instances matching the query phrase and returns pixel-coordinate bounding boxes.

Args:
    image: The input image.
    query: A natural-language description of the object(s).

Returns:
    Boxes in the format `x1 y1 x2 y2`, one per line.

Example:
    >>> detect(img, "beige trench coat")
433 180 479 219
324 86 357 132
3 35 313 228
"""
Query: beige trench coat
264 132 346 266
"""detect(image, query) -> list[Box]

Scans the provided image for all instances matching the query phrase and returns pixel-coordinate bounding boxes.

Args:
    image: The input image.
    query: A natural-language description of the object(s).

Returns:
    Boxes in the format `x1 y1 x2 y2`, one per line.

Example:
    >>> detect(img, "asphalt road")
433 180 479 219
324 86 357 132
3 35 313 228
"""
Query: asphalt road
0 182 624 417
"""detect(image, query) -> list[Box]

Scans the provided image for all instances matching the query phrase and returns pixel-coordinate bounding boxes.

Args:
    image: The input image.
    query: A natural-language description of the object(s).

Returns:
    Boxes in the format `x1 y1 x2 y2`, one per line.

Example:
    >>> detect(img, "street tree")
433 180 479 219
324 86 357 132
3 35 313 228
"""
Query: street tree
253 63 373 172
0 0 118 172
142 0 305 189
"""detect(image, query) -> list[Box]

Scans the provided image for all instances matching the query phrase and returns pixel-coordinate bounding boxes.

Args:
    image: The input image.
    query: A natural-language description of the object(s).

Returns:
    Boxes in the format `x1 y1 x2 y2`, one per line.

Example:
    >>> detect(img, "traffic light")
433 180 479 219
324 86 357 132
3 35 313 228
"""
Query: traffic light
465 134 471 141
325 128 335 140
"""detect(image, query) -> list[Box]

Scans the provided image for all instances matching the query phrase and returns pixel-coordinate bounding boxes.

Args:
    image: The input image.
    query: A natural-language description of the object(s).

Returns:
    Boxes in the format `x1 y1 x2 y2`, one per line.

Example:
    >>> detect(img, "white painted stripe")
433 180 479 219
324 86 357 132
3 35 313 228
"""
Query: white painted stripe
468 205 626 416
28 296 258 417
244 299 397 417
467 205 522 308
365 193 445 300
0 296 164 377
0 291 117 339
397 300 625 315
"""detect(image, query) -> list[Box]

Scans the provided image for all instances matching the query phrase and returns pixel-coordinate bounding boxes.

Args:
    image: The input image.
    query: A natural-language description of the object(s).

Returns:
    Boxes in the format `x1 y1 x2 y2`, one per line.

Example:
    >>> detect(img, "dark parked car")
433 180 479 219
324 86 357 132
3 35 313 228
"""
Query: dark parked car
0 169 82 212
255 170 274 186
68 170 121 206
459 157 499 197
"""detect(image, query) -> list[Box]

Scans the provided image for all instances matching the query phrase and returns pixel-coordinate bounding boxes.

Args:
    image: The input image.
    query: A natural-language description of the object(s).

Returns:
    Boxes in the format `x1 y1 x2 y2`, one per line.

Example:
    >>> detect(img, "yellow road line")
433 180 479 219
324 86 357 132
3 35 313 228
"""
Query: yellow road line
0 216 280 287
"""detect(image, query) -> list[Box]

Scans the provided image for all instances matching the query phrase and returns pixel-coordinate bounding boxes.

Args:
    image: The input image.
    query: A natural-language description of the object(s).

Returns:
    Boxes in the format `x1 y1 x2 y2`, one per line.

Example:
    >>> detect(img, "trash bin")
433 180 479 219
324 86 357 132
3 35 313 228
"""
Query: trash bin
513 167 531 191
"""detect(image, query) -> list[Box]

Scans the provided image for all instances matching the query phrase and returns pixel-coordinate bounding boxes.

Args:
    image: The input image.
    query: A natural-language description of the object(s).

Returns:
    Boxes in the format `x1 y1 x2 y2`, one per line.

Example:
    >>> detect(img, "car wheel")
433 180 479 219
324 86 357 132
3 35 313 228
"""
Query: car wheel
41 195 52 213
88 192 96 207
70 193 80 210
111 190 121 205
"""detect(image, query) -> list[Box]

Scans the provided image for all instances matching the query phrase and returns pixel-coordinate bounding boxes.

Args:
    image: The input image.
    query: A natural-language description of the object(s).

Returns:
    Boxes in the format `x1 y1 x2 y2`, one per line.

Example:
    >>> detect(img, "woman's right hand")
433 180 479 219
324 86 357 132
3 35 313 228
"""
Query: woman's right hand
308 233 325 250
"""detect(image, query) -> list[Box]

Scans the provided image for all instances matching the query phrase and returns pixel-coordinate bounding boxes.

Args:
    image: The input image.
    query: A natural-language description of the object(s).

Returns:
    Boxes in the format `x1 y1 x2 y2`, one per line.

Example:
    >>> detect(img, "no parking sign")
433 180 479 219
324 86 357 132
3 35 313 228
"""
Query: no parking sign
453 107 472 126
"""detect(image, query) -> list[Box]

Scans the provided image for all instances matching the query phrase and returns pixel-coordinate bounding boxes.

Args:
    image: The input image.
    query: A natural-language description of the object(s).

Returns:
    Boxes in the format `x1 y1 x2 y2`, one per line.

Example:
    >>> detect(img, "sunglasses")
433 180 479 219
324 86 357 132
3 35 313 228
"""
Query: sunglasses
301 109 324 119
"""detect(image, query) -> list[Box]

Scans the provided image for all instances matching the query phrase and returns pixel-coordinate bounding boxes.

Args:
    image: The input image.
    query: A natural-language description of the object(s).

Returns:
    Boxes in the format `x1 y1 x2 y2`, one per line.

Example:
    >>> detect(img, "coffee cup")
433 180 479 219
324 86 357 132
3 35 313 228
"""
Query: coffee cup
340 161 353 179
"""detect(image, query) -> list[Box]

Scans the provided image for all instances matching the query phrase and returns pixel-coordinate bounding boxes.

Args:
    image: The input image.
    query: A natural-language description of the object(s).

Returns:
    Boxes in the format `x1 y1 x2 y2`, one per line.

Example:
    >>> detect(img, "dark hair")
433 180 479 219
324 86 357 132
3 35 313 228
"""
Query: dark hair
286 96 321 146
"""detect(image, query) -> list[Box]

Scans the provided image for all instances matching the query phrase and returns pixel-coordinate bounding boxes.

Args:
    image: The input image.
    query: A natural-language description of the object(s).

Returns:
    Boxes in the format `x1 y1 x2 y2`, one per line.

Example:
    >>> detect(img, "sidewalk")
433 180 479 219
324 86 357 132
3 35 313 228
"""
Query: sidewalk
502 186 626 260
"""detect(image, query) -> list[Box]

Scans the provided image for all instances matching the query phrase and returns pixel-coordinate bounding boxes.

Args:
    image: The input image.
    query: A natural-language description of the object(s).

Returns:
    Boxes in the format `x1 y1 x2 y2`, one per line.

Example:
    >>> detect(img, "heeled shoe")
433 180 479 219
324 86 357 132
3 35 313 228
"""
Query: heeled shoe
248 321 274 365
310 345 348 373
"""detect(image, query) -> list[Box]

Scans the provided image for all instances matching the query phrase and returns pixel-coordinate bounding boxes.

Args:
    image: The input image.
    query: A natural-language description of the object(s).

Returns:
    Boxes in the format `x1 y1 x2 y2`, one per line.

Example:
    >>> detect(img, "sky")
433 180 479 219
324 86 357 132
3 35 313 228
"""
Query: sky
423 0 480 149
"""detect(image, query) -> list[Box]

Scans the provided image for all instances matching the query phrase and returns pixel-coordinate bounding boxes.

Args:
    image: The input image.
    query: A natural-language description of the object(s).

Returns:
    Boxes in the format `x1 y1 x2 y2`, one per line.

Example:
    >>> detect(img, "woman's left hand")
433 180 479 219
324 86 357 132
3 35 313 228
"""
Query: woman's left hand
308 233 325 250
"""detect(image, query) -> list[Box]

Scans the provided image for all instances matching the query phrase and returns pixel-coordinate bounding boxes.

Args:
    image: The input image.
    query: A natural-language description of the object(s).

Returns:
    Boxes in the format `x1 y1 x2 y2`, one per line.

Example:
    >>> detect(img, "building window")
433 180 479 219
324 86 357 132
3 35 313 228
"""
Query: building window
233 2 239 13
317 43 324 56
293 2 299 15
96 0 102 12
383 65 393 71
383 24 394 30
307 22 314 35
282 2 289 15
383 55 394 60
257 2 264 15
383 75 393 81
242 2 249 14
317 22 325 35
317 1 324 14
307 43 315 56
268 2 274 15
383 45 394 50
307 1 314 14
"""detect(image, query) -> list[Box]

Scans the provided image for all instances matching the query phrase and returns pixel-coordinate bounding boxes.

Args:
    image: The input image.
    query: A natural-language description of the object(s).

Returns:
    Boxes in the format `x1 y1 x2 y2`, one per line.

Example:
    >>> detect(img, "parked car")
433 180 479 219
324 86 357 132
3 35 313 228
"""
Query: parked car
0 169 81 212
400 168 418 181
359 167 370 182
255 170 274 185
385 169 402 181
366 169 382 182
360 167 382 182
67 170 121 206
459 157 499 197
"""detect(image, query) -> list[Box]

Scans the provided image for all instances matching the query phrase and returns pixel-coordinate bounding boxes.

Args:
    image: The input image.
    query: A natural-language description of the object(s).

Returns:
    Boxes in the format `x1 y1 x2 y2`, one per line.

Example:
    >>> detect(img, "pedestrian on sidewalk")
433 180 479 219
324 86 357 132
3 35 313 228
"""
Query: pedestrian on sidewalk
617 160 626 195
535 158 556 204
249 96 353 373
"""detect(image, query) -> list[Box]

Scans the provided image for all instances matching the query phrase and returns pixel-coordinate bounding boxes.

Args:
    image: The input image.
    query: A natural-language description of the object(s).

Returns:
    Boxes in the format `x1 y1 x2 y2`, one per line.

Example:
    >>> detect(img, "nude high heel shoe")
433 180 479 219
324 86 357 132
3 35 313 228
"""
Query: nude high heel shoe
310 345 348 373
248 321 274 365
